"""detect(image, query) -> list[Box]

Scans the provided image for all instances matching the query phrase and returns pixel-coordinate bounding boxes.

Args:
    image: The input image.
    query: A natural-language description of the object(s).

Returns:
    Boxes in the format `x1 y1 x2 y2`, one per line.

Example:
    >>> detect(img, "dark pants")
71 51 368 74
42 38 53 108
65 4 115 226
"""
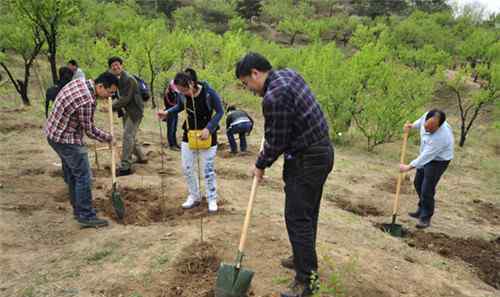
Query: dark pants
48 139 97 219
414 160 450 220
283 137 334 284
166 112 178 147
226 122 252 153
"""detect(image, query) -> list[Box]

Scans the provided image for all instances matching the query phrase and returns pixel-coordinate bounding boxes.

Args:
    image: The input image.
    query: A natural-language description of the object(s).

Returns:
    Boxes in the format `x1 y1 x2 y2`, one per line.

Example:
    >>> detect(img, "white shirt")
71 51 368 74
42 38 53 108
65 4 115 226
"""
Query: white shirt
409 112 454 169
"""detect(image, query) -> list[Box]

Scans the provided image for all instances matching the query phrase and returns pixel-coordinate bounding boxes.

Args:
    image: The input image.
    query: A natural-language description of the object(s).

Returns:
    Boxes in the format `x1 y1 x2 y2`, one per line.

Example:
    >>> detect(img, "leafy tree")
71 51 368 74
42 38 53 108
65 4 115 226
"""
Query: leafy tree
344 44 434 149
458 28 496 79
0 11 45 106
127 20 181 108
410 0 451 13
236 0 262 19
9 0 80 84
351 0 409 19
448 66 500 147
173 6 205 31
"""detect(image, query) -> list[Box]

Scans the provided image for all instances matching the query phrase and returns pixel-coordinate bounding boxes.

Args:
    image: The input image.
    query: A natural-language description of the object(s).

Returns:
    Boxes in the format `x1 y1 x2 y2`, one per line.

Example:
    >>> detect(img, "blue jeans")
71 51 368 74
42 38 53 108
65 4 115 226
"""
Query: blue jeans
181 142 218 202
226 122 252 153
48 139 97 219
166 112 178 147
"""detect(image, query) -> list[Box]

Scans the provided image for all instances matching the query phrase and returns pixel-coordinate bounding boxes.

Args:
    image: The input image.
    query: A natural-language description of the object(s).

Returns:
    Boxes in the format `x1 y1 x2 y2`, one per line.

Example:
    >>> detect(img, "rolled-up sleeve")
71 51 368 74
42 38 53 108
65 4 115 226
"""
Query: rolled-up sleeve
78 102 111 143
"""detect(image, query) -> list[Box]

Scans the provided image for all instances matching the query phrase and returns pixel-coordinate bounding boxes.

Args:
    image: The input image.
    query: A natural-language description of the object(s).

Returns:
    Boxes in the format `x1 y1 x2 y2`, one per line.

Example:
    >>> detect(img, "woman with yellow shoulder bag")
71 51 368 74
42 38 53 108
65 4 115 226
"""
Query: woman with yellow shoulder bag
157 69 224 213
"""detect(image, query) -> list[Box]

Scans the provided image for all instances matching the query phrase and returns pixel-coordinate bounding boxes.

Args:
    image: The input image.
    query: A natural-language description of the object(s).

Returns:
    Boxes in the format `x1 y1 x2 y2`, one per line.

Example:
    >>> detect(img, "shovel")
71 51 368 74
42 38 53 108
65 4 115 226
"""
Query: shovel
215 139 264 297
107 97 125 220
382 126 410 237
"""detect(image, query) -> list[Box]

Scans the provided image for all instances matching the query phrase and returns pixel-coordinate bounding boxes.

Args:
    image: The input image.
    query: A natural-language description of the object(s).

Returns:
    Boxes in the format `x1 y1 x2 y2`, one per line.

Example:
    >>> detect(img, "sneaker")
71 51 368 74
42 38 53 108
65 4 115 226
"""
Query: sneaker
116 168 133 177
77 217 109 228
281 255 295 270
280 280 314 297
408 211 420 219
208 200 218 213
182 195 201 209
416 218 431 229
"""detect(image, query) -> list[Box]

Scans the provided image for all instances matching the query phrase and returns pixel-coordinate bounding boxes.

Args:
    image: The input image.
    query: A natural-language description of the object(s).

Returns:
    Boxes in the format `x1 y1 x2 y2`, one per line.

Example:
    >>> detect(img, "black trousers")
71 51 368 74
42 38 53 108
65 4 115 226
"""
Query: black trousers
414 160 450 220
283 137 334 283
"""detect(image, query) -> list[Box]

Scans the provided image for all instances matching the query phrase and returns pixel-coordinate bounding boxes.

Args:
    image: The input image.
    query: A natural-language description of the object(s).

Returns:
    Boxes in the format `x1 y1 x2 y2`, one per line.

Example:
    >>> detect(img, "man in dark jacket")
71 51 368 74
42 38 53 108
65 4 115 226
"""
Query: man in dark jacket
163 80 183 150
225 105 253 154
236 53 334 297
108 56 147 176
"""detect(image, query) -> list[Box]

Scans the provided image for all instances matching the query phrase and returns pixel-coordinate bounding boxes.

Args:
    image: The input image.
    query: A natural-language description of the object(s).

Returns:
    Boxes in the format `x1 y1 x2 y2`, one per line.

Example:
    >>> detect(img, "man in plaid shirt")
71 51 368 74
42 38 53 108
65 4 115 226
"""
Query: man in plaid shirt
236 53 334 297
44 72 118 228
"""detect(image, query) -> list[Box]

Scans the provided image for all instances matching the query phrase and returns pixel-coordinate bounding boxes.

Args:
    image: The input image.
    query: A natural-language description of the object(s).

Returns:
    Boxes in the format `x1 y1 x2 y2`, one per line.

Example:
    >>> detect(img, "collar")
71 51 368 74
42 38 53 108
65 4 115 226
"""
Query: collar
262 70 275 95
86 80 96 102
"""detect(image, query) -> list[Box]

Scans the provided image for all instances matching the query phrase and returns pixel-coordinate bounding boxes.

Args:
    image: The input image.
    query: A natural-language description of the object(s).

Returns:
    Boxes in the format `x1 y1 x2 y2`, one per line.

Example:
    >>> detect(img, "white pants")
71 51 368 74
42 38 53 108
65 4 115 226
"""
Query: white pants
181 142 217 202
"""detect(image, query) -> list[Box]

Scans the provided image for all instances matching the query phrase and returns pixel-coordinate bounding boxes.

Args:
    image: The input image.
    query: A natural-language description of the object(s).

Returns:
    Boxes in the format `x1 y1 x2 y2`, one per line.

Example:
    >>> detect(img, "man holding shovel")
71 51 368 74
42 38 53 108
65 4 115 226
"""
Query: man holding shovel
400 109 454 229
235 53 334 297
108 56 147 176
44 72 119 228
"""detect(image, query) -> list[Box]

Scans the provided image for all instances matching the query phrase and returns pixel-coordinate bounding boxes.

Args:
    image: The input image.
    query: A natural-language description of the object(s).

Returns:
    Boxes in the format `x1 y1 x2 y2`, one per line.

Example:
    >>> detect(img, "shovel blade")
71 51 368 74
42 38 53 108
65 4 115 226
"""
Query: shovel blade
112 191 125 220
381 223 403 237
215 262 254 297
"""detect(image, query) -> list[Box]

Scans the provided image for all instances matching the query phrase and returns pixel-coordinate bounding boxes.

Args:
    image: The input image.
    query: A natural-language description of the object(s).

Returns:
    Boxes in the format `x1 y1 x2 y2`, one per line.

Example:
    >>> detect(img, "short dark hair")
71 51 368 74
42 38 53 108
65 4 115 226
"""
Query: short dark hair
107 56 123 67
184 68 198 84
58 67 74 85
95 72 119 88
173 71 194 88
227 105 236 112
67 59 78 67
235 52 272 79
426 109 446 126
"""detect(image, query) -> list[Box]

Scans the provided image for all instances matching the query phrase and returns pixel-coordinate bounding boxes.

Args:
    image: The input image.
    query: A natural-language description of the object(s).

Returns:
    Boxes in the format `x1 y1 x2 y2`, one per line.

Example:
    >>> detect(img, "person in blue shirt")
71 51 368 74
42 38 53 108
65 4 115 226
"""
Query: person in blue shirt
400 109 454 229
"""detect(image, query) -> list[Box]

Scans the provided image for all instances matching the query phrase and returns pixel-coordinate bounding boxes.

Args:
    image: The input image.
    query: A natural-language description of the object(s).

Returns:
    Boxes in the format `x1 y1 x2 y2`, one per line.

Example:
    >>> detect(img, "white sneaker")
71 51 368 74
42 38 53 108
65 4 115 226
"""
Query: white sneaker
182 195 201 209
208 200 218 213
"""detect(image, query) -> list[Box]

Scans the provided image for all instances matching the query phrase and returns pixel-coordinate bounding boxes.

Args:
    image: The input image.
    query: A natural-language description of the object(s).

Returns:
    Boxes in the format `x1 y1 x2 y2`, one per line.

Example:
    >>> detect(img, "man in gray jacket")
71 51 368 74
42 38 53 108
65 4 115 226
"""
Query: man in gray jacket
108 56 147 176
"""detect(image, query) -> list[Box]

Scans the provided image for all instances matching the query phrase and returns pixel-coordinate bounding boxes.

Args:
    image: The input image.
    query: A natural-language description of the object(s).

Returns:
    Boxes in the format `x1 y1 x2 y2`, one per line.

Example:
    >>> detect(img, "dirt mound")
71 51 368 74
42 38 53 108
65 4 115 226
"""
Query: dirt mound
471 199 500 225
94 187 230 226
375 175 413 195
18 167 45 176
407 231 500 289
335 198 384 217
0 204 42 215
0 123 43 134
168 241 221 297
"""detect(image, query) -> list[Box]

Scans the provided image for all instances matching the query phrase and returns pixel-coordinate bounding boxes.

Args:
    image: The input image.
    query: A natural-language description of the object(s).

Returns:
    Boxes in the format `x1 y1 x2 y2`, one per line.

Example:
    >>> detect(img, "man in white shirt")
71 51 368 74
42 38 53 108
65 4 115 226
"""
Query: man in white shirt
68 59 86 80
400 109 454 229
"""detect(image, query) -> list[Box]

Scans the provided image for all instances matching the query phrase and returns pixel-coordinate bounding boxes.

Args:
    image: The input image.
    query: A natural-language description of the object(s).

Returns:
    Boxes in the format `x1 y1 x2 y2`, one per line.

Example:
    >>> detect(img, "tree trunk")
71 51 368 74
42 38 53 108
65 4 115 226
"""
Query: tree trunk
48 44 58 84
290 32 297 45
459 133 466 147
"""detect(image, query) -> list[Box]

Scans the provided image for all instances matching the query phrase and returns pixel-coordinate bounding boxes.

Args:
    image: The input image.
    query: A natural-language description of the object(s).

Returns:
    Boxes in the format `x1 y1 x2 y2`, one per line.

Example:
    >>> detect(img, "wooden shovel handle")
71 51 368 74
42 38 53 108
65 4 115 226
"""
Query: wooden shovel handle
107 97 117 184
238 138 265 253
392 127 410 216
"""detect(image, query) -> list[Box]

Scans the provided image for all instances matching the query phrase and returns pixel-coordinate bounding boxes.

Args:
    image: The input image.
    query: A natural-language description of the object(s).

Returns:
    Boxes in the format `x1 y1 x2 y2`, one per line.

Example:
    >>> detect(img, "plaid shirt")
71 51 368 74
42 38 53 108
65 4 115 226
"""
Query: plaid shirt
44 79 111 145
256 69 329 169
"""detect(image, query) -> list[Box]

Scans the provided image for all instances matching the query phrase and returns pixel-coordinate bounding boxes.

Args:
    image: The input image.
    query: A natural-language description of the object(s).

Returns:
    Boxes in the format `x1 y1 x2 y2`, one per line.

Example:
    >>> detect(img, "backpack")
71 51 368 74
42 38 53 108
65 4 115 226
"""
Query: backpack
45 84 61 118
132 75 150 101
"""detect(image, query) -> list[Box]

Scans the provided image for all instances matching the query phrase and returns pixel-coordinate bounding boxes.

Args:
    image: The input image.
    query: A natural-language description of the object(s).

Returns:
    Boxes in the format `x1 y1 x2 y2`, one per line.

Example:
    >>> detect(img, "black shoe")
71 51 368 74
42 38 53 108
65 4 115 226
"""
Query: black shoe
169 146 180 152
280 280 313 297
408 211 420 219
78 217 109 228
416 218 431 229
281 255 295 270
116 168 132 177
136 158 148 164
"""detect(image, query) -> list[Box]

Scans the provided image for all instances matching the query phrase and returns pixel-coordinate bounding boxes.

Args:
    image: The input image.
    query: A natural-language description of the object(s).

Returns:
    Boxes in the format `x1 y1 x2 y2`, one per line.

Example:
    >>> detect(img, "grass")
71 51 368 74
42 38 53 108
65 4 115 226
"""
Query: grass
272 275 291 285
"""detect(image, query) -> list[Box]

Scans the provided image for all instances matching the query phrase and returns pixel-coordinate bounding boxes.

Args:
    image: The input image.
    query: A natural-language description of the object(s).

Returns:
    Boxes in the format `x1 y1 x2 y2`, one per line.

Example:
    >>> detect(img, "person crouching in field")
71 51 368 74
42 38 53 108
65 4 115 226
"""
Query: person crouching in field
400 109 454 229
44 72 118 228
157 69 224 213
